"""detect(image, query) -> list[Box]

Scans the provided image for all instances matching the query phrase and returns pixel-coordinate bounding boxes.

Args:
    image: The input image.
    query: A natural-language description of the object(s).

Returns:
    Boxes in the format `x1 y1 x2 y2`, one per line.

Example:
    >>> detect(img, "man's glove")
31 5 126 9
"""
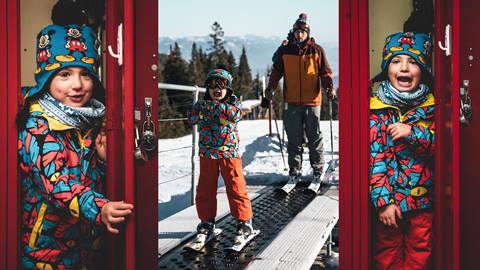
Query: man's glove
326 88 336 100
265 88 275 100
260 96 271 108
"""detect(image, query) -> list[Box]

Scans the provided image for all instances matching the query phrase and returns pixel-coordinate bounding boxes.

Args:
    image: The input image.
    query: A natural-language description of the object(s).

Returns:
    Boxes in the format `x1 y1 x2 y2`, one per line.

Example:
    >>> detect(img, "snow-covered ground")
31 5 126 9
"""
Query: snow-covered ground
158 119 339 220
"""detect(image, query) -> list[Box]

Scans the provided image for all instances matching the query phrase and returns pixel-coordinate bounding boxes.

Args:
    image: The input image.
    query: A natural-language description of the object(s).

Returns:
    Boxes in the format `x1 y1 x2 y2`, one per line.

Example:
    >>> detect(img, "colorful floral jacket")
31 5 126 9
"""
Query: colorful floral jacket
369 93 435 213
189 95 242 159
19 103 108 269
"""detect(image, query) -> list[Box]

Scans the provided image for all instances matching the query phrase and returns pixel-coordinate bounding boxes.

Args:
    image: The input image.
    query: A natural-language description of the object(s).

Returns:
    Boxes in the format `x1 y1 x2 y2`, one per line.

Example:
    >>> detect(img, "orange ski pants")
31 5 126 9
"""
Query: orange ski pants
196 157 253 222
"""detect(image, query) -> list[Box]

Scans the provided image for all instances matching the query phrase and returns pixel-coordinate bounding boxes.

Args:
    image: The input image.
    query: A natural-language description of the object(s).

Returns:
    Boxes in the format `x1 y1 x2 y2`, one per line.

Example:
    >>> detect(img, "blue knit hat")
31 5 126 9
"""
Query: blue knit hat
381 32 432 72
22 24 101 100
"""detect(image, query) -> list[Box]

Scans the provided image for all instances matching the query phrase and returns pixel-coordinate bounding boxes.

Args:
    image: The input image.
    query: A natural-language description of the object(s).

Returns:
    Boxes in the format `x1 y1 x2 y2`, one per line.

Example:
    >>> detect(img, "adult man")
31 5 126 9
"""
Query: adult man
265 13 335 183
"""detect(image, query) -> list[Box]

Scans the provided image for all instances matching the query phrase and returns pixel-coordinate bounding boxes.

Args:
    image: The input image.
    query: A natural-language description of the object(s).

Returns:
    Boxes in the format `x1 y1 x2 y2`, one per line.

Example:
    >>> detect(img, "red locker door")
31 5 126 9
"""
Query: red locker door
105 0 158 269
434 0 460 269
0 0 20 269
458 1 480 269
339 0 371 269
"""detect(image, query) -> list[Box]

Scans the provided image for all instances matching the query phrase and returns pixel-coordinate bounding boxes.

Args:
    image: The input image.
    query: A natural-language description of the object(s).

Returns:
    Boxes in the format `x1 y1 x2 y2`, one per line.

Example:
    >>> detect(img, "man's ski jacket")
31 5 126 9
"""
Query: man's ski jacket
369 93 435 213
267 37 333 106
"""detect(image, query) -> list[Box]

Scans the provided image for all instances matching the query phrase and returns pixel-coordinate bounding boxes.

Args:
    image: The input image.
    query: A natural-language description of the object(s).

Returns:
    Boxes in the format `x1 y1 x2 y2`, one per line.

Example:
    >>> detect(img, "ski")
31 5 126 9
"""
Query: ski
306 159 338 195
276 177 299 194
184 228 222 252
226 229 261 252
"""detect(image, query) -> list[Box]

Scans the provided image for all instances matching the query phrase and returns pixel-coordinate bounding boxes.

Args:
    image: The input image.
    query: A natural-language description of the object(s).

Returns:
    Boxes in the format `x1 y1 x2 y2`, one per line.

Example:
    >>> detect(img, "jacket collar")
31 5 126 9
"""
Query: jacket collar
370 93 435 110
30 102 75 131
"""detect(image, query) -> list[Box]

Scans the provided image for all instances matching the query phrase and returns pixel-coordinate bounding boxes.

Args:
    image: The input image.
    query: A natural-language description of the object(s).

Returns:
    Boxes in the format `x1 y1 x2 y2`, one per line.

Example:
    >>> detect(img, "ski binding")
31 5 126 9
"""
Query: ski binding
184 228 222 252
227 229 261 252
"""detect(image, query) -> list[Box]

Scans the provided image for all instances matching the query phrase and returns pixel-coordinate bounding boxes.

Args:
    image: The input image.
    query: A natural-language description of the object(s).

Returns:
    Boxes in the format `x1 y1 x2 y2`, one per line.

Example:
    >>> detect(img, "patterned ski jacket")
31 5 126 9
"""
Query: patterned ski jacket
267 37 333 106
369 93 435 213
189 95 242 159
19 102 108 269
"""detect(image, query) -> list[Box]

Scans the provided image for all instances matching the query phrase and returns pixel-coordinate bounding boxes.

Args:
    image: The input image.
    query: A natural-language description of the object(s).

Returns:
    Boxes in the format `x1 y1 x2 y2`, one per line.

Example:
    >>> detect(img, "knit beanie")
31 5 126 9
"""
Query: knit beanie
381 32 432 72
22 24 102 100
293 13 310 34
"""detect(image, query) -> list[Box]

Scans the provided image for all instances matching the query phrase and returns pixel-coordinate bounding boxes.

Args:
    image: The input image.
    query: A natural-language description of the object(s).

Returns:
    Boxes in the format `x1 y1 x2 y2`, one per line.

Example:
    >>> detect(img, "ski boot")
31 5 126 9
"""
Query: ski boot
287 169 302 184
194 220 215 244
228 219 260 252
312 166 323 183
234 219 254 245
185 220 219 251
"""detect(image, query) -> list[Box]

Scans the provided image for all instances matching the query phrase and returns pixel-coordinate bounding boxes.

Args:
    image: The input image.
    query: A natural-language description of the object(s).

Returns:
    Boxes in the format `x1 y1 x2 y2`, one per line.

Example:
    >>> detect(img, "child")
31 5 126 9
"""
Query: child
189 68 255 245
17 24 133 269
369 32 435 270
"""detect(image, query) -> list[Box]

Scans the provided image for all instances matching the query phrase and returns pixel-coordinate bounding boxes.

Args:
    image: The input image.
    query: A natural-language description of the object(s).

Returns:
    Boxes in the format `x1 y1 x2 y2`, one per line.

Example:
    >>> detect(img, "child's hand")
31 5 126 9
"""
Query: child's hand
101 201 134 233
387 123 412 141
194 100 217 113
378 204 402 228
95 131 107 162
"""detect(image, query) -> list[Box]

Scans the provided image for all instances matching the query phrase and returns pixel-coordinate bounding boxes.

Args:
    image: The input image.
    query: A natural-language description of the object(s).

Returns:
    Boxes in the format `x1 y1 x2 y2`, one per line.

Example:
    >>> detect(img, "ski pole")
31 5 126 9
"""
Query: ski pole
329 97 335 171
274 115 288 172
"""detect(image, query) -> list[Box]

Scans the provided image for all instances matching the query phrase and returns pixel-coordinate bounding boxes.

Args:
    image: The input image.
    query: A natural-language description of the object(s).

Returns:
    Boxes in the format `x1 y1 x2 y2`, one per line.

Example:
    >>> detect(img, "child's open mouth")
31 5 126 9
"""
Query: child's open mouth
396 75 413 88
213 91 222 98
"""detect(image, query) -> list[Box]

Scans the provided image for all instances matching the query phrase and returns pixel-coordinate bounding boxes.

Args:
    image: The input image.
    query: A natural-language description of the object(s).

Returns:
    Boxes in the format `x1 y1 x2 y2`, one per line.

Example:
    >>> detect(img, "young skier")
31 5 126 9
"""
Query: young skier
188 68 257 250
369 32 435 269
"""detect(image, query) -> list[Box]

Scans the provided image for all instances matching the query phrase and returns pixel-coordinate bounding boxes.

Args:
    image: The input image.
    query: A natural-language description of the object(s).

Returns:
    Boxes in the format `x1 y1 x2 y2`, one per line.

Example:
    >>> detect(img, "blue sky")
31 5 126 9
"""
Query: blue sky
159 0 338 41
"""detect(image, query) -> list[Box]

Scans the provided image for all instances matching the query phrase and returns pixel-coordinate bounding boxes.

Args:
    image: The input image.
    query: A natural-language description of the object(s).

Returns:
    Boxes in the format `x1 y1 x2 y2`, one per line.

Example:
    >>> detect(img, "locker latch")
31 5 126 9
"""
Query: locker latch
460 80 472 126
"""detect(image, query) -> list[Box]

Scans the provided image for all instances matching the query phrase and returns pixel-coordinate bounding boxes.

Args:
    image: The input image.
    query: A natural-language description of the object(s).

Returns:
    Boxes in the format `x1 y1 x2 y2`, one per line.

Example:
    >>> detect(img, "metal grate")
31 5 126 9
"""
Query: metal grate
158 183 316 270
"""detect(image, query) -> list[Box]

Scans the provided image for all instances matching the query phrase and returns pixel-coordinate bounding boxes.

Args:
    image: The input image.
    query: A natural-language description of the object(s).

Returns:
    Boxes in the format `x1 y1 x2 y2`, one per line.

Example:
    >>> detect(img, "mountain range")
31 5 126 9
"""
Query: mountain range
159 35 338 86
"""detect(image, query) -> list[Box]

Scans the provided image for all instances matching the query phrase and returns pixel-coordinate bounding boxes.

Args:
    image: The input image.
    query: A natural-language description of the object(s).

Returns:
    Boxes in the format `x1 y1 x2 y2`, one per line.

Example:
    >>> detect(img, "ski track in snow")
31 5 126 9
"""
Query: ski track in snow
158 119 339 220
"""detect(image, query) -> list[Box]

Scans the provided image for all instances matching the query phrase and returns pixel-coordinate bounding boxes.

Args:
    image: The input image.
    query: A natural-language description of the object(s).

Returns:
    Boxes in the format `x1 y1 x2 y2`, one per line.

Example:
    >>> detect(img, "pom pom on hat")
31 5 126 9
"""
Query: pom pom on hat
293 13 310 34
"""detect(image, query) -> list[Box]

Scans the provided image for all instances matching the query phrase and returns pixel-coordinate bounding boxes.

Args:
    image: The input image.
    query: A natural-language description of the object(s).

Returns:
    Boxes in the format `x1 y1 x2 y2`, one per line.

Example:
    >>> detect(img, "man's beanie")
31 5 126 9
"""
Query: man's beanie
22 24 102 100
293 13 310 34
380 32 432 72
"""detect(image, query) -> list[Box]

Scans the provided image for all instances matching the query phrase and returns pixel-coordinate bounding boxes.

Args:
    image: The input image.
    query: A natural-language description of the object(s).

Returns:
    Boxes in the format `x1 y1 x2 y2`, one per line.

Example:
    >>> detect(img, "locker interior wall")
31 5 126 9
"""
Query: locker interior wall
369 0 412 79
21 0 57 86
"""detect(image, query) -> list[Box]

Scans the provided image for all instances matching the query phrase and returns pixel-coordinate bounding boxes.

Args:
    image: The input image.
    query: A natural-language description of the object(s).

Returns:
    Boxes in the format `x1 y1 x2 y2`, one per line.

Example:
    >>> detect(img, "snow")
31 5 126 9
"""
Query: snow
240 99 260 110
158 119 339 220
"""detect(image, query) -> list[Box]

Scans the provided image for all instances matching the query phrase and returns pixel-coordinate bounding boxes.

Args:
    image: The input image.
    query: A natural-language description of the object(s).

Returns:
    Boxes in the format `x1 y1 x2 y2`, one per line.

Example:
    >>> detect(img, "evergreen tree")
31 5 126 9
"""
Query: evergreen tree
236 46 253 99
163 42 190 85
188 42 206 86
209 21 225 53
162 42 193 135
157 87 188 138
251 72 263 100
208 21 230 68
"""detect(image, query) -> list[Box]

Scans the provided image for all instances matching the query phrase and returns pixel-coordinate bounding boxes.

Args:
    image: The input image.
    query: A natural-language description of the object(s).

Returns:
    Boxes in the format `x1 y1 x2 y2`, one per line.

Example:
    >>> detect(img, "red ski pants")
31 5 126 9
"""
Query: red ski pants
196 157 253 222
374 210 433 270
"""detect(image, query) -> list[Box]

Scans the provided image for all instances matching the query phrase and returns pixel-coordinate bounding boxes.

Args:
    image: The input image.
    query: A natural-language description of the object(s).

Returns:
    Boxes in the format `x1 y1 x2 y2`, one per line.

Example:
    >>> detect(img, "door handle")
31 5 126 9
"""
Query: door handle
460 80 472 126
107 23 123 66
438 24 451 57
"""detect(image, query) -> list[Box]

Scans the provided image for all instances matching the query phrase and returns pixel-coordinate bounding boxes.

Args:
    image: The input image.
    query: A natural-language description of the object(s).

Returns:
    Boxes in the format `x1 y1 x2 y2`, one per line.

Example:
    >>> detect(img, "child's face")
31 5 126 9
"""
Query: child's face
294 29 308 43
208 78 227 101
387 55 422 92
49 66 94 107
